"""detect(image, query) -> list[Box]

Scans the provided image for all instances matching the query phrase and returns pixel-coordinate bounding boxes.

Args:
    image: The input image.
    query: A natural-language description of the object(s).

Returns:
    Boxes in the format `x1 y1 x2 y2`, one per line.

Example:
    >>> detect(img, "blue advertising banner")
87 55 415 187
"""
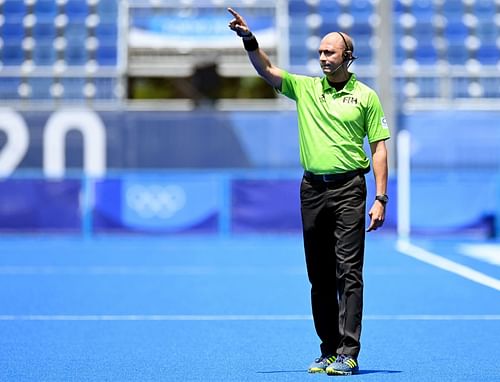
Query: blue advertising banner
0 173 490 236
0 179 81 231
93 175 220 233
3 108 498 175
405 110 500 169
0 107 497 236
232 179 302 233
231 176 398 234
4 109 288 174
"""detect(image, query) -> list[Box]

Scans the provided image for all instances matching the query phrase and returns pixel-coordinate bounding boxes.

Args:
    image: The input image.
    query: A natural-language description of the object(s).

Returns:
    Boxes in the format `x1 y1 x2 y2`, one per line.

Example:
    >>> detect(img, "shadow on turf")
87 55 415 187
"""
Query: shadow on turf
358 370 403 375
257 370 307 374
257 369 402 375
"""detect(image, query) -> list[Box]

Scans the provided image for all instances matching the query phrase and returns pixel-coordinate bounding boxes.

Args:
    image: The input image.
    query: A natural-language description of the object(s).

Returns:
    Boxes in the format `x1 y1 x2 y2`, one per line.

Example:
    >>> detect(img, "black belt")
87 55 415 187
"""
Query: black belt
303 168 369 183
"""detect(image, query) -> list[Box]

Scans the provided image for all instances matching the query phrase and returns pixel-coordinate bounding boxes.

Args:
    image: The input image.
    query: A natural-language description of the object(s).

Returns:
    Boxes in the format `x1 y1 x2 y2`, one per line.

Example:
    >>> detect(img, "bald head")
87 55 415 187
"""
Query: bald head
318 32 355 81
321 32 354 58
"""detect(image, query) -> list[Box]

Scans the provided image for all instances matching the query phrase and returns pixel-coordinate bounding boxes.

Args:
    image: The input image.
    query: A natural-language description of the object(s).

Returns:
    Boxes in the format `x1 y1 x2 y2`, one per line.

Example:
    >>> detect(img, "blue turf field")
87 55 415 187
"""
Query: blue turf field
0 234 499 381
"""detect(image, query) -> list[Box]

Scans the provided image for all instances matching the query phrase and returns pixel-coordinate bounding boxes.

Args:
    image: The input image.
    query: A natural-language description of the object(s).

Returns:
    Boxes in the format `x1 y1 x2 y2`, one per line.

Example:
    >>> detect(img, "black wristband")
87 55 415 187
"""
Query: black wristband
243 35 259 52
237 29 252 38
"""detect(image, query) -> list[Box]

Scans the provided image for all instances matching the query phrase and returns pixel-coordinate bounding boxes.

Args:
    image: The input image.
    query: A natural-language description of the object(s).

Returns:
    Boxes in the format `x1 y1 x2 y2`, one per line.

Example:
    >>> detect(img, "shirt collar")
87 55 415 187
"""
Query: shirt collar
321 73 357 94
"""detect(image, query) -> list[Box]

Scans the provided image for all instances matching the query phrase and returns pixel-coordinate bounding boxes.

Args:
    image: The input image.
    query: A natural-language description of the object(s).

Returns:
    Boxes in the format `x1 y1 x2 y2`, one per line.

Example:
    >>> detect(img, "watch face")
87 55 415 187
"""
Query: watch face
376 195 388 204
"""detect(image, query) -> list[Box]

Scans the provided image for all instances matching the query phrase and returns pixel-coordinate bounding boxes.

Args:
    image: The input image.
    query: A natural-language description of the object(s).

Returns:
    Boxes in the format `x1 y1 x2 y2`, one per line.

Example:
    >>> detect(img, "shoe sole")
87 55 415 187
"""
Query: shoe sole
326 369 358 376
308 368 326 373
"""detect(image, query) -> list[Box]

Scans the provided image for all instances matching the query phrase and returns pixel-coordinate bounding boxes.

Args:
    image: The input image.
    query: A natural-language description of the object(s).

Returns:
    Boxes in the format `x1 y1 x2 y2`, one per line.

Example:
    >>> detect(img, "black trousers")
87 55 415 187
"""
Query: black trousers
300 173 367 358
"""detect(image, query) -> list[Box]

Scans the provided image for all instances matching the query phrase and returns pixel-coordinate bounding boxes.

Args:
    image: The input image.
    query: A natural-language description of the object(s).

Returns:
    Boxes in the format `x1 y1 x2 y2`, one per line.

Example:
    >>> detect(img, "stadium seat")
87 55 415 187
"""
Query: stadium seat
349 22 372 36
350 2 373 20
1 22 25 41
65 0 89 21
289 15 309 64
474 0 495 16
0 0 499 102
480 76 500 97
96 0 118 19
61 77 86 99
441 1 465 16
411 0 434 18
317 2 340 14
1 43 25 65
395 45 408 65
476 22 497 43
476 45 500 64
2 0 26 21
414 43 438 64
29 77 53 99
0 77 20 98
289 42 309 66
447 44 470 64
33 41 56 65
354 41 373 63
451 77 471 98
95 22 117 40
289 0 310 16
96 44 117 66
444 20 469 40
317 23 336 37
93 77 115 99
34 0 58 19
65 42 88 65
64 23 88 41
32 22 56 39
412 23 435 41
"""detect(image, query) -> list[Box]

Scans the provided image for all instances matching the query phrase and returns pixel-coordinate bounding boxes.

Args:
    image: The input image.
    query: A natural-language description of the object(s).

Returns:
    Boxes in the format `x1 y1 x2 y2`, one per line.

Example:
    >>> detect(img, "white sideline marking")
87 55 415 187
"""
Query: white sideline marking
0 315 311 321
396 239 500 292
0 266 305 276
0 266 215 275
457 244 500 266
366 315 500 320
0 314 499 321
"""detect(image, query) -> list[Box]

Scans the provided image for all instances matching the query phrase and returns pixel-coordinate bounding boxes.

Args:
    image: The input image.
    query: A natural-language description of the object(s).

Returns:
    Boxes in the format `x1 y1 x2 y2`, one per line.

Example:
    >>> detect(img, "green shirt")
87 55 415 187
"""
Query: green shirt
280 71 390 174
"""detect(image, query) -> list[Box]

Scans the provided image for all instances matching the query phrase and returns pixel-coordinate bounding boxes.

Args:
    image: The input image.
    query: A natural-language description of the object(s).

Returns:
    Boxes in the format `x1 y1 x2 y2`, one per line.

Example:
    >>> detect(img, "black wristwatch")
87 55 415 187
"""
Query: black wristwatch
375 194 389 205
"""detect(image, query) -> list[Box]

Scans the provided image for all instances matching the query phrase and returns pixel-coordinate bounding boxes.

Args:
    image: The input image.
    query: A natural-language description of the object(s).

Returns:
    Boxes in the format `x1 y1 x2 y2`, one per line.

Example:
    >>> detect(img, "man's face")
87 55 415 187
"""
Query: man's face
318 36 345 74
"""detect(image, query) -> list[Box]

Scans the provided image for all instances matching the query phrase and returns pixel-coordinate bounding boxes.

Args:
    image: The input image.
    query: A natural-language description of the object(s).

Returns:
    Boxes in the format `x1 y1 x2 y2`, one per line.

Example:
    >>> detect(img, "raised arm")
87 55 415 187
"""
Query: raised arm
227 7 283 89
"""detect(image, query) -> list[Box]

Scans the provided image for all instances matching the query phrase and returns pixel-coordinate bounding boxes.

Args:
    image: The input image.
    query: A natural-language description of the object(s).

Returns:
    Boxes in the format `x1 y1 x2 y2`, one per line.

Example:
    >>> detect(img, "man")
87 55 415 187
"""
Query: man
228 7 390 376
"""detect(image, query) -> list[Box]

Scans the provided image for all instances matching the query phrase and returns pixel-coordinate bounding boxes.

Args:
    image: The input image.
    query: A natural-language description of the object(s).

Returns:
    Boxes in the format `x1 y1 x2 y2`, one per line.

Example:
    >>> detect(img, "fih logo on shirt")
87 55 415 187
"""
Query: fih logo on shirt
342 96 358 104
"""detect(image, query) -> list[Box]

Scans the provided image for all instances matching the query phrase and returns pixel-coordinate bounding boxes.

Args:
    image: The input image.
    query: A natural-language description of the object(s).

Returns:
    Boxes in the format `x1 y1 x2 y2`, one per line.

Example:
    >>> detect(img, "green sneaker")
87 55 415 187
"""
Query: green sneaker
325 354 359 375
307 354 336 373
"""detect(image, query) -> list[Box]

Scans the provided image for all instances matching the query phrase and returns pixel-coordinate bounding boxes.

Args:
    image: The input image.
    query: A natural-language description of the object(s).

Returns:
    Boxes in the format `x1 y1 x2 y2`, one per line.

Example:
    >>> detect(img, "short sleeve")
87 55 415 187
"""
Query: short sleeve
365 90 391 143
279 71 307 101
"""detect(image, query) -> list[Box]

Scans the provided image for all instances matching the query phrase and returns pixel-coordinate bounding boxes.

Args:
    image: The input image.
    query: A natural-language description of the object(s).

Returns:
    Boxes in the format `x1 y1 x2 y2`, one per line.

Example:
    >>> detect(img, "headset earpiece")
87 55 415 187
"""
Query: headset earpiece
338 32 354 63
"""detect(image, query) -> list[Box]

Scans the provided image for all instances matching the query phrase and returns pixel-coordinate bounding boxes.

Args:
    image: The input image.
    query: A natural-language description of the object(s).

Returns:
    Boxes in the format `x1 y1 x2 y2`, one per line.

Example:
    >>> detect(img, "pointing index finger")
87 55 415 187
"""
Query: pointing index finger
227 7 240 19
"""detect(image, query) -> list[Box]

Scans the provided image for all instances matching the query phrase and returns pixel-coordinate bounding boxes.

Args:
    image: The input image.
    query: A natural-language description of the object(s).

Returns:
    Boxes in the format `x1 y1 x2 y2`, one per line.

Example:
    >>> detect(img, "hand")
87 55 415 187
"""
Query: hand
367 201 386 232
227 7 252 37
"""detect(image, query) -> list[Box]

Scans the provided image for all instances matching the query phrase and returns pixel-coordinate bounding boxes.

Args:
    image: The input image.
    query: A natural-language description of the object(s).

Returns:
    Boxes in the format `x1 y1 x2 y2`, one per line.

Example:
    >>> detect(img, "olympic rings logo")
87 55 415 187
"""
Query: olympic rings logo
125 184 186 219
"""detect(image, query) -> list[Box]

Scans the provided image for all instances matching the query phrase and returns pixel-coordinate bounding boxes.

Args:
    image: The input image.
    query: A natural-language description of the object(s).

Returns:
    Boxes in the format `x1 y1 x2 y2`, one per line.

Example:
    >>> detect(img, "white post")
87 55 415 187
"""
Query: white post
397 129 411 238
117 0 129 103
376 0 396 172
